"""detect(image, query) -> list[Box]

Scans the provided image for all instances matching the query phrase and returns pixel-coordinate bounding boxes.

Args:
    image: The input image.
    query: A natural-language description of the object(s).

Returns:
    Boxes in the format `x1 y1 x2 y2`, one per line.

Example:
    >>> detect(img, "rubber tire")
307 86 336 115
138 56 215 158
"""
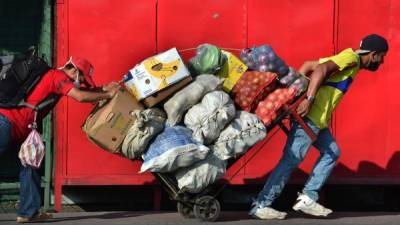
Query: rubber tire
177 202 195 219
193 195 221 222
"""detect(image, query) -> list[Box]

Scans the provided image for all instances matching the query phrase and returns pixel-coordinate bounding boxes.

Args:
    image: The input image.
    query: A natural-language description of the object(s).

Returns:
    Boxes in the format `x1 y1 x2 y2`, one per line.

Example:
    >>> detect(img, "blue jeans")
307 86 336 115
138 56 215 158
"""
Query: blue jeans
0 114 42 217
255 118 340 207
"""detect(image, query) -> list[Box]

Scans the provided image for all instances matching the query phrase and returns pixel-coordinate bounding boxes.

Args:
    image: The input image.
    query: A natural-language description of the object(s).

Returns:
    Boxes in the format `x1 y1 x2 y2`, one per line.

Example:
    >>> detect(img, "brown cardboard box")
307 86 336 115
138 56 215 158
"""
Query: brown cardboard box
82 88 144 153
142 76 192 107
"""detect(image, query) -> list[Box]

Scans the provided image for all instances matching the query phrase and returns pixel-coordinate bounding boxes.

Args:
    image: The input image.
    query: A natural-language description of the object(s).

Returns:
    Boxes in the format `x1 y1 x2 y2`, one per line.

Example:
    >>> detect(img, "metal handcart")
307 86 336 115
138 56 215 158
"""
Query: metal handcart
152 92 317 222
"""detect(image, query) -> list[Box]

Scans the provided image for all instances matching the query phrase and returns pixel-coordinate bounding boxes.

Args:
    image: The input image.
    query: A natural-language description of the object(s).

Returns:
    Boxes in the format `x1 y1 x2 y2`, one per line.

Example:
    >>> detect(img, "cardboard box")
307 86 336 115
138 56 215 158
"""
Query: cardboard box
82 88 144 153
124 48 190 100
217 50 248 92
142 75 192 108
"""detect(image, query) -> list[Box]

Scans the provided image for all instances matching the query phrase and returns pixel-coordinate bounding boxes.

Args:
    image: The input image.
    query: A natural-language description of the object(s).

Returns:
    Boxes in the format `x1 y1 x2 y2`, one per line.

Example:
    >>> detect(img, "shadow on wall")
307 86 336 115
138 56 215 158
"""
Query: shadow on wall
215 151 400 212
241 151 400 185
0 0 46 178
0 0 44 53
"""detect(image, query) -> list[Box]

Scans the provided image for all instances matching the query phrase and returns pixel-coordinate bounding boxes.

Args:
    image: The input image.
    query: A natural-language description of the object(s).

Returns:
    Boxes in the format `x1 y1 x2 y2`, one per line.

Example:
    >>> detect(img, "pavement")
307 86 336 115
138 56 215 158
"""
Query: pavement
1 211 400 225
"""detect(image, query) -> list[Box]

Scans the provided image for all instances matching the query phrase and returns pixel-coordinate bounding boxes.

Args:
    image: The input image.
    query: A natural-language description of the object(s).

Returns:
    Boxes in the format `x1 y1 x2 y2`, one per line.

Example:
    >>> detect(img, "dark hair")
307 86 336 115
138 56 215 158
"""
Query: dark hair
64 63 83 75
64 63 75 70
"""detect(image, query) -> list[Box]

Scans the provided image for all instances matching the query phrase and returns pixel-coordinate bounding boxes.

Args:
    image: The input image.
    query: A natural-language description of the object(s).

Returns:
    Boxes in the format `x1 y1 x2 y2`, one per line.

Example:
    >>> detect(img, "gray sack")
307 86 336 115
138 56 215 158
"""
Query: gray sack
122 108 166 159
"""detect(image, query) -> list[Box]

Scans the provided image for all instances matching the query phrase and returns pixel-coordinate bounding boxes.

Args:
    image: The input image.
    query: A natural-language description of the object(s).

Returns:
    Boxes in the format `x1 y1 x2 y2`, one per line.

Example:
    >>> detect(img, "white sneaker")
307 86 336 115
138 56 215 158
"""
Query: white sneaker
249 203 287 220
292 193 333 217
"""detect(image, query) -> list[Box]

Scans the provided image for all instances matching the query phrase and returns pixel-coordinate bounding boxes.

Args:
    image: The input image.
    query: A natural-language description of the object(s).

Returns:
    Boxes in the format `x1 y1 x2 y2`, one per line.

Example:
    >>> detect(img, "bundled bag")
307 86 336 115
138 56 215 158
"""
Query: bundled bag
18 117 45 169
212 111 267 160
175 152 226 193
122 108 166 159
188 44 225 76
278 67 309 97
164 74 223 126
240 45 289 77
231 71 276 111
140 126 209 173
278 67 300 86
184 91 236 145
289 76 309 96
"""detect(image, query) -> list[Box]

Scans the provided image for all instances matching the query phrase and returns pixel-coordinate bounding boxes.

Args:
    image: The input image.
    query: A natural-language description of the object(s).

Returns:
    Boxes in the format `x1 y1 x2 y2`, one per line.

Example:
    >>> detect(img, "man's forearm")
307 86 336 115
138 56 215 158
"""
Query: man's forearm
67 88 112 103
79 91 111 102
306 66 328 98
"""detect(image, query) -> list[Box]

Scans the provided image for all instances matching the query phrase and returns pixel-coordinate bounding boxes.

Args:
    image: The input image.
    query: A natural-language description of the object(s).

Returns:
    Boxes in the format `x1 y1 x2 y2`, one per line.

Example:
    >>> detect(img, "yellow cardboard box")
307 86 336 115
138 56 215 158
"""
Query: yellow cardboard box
124 48 190 100
217 50 248 92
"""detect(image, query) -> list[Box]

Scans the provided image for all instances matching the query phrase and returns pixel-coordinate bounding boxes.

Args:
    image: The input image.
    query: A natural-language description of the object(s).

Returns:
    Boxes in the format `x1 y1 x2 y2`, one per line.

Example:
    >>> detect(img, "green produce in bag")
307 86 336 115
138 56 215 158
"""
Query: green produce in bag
188 44 225 76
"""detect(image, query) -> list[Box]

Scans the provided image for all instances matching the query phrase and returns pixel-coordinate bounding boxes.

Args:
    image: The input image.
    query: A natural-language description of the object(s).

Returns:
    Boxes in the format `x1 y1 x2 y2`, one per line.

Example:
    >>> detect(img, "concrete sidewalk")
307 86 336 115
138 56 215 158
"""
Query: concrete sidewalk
1 211 400 225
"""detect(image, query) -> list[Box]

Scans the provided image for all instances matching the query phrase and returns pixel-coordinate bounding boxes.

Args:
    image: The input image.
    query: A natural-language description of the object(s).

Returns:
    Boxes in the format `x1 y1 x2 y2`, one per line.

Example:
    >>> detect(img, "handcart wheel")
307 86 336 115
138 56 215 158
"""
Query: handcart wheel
193 195 221 222
177 202 195 218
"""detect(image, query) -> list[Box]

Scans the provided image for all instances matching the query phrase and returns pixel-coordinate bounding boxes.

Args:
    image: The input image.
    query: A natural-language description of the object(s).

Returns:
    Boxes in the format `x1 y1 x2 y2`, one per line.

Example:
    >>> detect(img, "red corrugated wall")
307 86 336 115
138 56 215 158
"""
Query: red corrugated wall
54 0 400 210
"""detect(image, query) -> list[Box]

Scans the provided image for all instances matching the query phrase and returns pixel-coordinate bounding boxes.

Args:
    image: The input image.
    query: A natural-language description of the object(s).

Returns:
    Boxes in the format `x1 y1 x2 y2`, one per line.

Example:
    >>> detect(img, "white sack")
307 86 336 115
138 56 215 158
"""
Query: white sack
212 111 267 160
164 74 223 126
184 91 236 144
175 152 226 193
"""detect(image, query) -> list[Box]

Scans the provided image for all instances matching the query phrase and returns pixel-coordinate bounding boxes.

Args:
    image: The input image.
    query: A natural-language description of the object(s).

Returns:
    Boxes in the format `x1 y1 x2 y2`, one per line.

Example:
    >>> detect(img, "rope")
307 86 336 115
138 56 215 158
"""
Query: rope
177 47 243 53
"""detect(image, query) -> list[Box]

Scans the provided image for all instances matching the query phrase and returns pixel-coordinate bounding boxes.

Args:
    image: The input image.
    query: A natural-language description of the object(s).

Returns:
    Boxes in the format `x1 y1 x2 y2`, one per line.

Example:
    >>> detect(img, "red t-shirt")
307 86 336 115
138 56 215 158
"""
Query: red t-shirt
0 69 74 143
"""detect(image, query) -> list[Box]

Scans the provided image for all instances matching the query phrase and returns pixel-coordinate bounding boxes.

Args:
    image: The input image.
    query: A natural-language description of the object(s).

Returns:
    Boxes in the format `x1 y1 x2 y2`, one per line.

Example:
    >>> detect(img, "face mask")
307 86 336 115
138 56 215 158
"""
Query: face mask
73 71 81 88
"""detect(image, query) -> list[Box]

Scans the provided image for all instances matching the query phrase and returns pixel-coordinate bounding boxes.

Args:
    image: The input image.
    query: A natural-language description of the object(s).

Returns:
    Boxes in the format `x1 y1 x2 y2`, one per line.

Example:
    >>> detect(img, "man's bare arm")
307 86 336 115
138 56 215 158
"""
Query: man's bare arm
67 87 114 103
305 60 339 99
298 60 319 76
296 60 339 117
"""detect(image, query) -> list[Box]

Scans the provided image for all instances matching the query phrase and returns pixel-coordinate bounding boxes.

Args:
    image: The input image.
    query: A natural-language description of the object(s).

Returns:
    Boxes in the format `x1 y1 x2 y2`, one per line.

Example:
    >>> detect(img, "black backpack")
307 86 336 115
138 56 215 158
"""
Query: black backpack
0 47 56 110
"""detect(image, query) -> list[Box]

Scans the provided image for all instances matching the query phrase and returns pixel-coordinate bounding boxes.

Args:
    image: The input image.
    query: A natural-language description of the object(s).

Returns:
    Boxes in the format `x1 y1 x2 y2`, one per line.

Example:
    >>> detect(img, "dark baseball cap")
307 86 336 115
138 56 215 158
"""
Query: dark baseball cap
357 34 389 54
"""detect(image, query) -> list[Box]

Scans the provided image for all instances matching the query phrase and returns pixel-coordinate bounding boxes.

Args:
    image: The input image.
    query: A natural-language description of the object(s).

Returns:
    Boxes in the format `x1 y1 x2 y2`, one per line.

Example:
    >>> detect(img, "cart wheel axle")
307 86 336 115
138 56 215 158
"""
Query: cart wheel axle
177 202 195 219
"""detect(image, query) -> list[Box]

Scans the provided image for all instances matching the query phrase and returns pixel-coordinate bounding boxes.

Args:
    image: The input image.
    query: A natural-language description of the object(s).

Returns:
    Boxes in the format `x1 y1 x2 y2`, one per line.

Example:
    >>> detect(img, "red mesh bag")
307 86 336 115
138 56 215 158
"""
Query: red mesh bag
231 71 277 112
255 88 296 126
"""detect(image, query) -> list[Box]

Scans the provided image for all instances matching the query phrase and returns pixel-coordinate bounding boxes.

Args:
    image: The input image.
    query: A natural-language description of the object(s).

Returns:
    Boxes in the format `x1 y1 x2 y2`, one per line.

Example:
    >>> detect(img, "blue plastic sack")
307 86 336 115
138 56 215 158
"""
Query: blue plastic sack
140 126 209 173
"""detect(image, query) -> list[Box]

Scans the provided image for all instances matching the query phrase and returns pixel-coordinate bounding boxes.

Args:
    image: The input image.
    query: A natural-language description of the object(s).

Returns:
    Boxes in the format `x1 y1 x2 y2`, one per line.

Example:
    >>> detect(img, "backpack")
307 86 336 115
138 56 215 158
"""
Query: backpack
0 47 52 110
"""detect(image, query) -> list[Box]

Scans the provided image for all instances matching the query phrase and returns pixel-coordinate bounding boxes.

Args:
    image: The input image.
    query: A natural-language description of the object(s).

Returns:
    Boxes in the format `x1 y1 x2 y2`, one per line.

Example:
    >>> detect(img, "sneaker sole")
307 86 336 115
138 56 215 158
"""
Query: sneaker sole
292 203 332 217
252 213 287 220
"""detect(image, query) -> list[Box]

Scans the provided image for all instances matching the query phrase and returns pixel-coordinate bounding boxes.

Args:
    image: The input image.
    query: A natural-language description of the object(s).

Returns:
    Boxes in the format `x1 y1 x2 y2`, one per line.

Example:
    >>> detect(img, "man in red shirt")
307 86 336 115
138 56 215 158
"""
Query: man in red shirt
0 56 119 223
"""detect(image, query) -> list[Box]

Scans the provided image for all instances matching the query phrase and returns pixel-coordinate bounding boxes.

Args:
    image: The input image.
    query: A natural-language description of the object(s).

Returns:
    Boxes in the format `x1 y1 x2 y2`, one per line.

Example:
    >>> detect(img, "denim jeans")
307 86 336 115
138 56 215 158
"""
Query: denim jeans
0 113 41 217
255 118 341 207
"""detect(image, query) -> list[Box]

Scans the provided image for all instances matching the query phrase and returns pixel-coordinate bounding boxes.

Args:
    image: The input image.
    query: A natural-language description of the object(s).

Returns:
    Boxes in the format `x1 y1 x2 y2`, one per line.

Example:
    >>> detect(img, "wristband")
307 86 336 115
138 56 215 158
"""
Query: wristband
305 95 315 102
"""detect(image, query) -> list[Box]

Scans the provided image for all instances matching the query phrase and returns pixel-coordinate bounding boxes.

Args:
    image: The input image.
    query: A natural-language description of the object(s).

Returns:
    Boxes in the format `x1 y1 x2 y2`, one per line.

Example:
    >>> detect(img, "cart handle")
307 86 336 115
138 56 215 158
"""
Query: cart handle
284 94 317 142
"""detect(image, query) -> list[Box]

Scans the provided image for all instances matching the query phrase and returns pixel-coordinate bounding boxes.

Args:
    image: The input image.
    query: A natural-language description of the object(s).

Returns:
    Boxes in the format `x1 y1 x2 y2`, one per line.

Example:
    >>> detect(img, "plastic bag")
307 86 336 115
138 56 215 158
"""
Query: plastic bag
175 152 226 193
140 126 209 173
212 111 267 160
122 108 166 159
184 91 236 145
289 75 309 96
240 45 289 77
188 44 225 76
164 74 223 126
18 129 45 169
278 67 301 86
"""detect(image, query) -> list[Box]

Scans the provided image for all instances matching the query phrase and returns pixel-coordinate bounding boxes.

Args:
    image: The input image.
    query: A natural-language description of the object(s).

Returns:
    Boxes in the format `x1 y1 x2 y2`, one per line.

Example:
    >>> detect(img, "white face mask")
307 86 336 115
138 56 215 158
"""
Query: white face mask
73 71 81 88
